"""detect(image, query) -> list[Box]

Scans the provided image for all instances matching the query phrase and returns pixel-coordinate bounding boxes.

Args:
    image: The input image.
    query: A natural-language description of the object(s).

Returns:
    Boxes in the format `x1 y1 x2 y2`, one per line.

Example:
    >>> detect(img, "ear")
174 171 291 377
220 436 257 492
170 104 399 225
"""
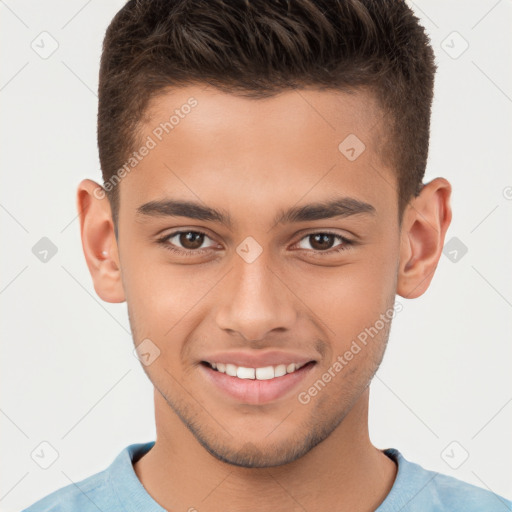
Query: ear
397 177 452 299
76 179 125 303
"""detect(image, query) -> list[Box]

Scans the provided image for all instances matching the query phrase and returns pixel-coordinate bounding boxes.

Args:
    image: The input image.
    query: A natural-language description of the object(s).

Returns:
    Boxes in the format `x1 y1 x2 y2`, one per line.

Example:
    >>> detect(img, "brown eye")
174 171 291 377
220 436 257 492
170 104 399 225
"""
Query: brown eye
178 231 205 250
158 230 218 254
308 233 336 251
296 232 353 254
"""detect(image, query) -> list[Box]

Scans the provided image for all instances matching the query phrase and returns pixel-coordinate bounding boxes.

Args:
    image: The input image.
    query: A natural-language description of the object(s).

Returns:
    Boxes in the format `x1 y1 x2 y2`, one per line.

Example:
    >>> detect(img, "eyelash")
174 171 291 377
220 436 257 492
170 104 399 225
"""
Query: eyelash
156 230 354 257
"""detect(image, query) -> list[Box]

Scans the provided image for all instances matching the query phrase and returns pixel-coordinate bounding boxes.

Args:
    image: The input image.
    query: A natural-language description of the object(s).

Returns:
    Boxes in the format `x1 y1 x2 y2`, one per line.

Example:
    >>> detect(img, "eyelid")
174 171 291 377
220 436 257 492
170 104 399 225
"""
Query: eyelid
154 224 216 239
294 225 357 239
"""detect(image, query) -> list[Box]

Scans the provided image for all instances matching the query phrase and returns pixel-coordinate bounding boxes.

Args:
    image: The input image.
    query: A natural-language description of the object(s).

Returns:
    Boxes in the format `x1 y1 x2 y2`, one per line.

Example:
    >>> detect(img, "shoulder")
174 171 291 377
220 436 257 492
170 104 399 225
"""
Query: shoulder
428 470 512 511
20 442 155 512
22 470 115 512
21 468 114 512
379 448 512 512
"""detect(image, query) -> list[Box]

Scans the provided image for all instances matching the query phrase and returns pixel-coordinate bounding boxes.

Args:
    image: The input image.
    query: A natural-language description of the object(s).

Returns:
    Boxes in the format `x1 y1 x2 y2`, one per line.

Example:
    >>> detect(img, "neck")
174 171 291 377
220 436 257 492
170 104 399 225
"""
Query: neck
134 387 397 512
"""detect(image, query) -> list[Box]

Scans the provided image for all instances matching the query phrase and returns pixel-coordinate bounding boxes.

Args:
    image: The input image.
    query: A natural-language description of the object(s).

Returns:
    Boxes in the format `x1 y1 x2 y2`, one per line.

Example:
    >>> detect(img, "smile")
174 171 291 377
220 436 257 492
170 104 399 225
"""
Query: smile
199 360 316 404
203 361 309 380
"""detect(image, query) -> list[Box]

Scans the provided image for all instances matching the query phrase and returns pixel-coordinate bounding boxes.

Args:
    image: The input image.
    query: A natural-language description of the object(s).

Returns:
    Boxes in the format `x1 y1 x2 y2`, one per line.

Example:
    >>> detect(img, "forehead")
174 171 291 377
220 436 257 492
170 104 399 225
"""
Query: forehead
143 84 382 149
120 84 395 224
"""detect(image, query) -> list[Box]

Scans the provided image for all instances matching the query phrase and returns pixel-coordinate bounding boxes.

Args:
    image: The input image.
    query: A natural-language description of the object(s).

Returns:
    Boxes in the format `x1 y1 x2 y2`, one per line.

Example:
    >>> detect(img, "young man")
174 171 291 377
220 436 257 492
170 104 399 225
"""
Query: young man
23 0 511 511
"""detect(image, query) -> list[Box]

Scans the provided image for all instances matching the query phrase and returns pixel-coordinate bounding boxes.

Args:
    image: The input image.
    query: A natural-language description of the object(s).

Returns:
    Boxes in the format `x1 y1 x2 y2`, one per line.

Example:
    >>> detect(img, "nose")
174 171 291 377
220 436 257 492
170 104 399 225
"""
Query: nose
215 252 297 342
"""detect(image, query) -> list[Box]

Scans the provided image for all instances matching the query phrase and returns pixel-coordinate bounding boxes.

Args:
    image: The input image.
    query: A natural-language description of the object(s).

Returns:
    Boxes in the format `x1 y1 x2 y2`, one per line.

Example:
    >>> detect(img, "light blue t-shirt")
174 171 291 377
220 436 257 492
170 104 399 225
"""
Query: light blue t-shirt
22 441 512 511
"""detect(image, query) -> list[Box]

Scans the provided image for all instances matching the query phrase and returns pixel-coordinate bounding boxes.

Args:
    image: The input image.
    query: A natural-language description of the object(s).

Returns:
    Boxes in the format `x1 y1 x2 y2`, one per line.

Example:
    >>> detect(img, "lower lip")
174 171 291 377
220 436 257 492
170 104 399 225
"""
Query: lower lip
199 362 316 405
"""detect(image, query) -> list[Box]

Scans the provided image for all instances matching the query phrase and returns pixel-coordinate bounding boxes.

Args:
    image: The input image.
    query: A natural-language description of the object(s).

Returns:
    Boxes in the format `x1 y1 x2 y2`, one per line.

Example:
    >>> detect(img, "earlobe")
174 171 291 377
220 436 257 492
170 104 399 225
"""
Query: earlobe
76 179 126 303
396 178 452 299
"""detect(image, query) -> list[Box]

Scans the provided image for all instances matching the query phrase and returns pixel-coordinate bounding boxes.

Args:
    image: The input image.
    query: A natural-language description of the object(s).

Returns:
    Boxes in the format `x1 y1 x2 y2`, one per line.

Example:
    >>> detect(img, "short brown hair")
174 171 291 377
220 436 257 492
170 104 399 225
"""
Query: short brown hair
98 0 437 230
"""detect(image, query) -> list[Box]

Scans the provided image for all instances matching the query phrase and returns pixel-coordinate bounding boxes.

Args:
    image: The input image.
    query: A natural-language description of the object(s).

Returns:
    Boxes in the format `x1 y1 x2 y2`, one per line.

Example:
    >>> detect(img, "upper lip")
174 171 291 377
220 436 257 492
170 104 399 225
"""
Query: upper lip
200 350 317 368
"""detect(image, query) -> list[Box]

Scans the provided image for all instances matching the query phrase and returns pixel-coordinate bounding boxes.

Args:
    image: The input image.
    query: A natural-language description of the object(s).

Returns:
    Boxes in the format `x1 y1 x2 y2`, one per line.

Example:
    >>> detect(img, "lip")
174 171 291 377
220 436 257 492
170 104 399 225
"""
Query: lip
199 350 317 368
198 360 316 405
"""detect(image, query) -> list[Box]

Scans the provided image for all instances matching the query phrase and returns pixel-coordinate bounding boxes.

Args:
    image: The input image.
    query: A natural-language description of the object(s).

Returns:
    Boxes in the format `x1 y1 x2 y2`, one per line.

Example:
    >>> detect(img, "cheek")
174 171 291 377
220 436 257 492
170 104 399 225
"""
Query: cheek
290 243 398 351
120 239 197 311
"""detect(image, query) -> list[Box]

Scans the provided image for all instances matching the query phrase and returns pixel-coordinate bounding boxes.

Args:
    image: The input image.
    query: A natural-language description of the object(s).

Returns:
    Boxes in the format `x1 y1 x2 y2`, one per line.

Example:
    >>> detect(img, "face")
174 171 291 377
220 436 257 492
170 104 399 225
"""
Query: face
105 85 403 467
86 84 416 469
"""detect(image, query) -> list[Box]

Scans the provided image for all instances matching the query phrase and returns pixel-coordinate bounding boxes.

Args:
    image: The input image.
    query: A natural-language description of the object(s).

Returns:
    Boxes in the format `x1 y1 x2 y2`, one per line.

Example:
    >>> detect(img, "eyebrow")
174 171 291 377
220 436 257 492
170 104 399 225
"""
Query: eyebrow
135 196 376 228
273 196 376 226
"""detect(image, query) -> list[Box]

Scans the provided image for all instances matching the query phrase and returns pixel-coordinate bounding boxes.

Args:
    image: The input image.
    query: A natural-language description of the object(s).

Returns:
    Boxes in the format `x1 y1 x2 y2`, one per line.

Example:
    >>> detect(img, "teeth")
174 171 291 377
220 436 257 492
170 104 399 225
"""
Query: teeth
274 364 287 377
225 363 237 377
208 361 309 380
237 366 255 379
255 366 274 380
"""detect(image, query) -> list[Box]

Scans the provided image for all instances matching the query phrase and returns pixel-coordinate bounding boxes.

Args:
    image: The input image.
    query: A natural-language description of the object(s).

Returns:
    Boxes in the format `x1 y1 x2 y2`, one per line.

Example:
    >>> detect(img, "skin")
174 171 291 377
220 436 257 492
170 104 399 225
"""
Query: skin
77 84 452 512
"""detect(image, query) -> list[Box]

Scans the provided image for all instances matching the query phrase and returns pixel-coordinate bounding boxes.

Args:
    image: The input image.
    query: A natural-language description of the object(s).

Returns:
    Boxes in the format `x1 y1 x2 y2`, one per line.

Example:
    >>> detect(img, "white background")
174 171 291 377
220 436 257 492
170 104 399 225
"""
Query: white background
1 1 511 511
